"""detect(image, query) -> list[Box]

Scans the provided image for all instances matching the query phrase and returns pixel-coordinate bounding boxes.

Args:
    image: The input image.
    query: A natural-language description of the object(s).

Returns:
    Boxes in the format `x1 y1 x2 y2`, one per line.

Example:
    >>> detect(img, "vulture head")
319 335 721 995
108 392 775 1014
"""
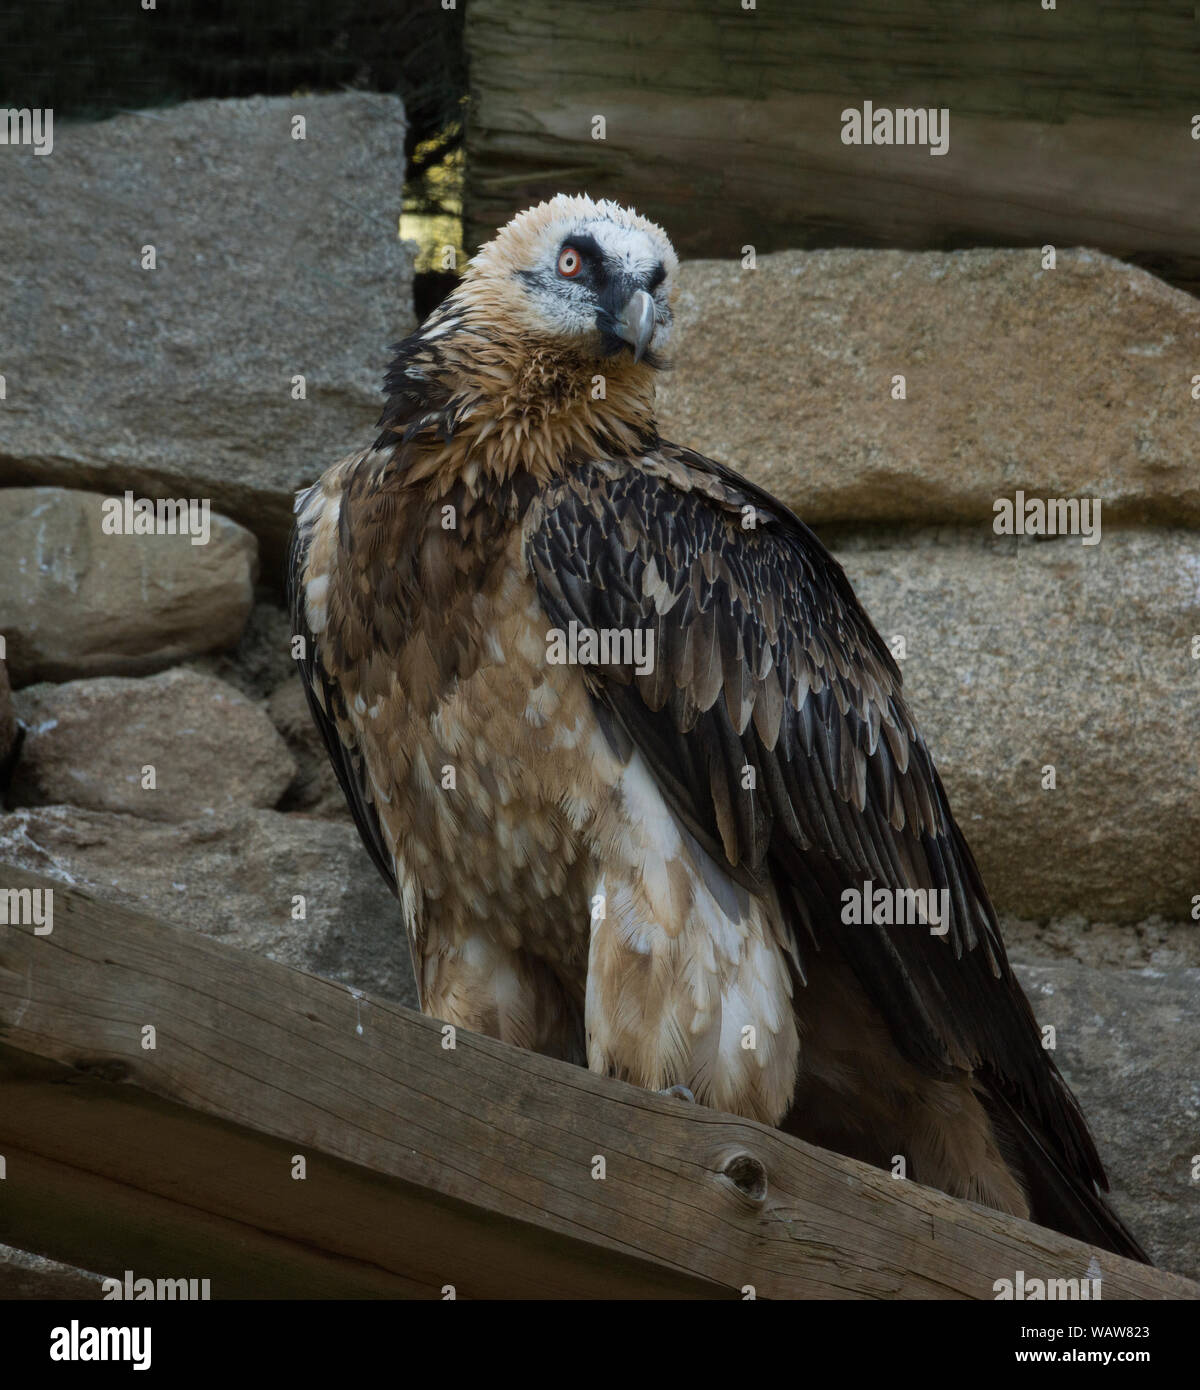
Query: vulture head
463 193 679 369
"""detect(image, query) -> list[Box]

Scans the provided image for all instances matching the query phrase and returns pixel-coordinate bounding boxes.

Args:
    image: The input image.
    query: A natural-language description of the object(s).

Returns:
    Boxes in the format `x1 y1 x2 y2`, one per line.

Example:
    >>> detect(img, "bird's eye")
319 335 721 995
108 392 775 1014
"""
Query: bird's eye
557 246 582 278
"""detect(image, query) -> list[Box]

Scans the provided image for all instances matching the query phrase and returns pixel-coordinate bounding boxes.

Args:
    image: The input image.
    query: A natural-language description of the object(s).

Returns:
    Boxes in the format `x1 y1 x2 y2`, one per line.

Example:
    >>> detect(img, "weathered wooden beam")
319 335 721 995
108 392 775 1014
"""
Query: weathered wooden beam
0 1241 105 1300
464 0 1200 293
0 867 1193 1299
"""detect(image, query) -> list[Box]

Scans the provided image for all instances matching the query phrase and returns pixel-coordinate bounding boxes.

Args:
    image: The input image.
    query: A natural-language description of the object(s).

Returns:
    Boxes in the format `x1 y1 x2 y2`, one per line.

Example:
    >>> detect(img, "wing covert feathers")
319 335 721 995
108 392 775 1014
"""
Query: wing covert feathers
527 444 1147 1263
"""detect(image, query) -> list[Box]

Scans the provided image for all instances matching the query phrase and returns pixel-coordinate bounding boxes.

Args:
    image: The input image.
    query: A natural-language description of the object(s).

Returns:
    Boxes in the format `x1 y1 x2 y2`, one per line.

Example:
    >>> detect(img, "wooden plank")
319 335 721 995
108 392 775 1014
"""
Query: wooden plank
0 1062 719 1300
0 867 1193 1299
464 0 1200 293
0 1240 105 1300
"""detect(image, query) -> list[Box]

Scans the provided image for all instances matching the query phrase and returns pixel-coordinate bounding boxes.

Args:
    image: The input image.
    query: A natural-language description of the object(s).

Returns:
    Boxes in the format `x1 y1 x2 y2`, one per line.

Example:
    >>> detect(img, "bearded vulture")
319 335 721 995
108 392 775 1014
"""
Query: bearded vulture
289 194 1147 1263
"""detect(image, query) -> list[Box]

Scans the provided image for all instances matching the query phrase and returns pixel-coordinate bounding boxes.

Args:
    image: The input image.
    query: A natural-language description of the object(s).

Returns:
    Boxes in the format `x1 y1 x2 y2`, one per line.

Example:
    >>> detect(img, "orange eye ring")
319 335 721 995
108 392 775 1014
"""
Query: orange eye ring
557 246 582 278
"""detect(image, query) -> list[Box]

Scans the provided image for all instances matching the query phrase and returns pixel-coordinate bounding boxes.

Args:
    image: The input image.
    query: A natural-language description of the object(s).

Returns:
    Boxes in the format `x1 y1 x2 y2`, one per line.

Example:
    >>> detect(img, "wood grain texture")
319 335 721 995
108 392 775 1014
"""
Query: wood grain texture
0 868 1193 1299
464 0 1200 292
0 1237 106 1300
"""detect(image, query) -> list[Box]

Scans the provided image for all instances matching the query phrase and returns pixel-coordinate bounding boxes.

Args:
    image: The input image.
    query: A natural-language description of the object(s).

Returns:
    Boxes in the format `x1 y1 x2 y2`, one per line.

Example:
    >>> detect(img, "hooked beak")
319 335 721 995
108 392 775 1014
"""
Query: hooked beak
613 288 656 363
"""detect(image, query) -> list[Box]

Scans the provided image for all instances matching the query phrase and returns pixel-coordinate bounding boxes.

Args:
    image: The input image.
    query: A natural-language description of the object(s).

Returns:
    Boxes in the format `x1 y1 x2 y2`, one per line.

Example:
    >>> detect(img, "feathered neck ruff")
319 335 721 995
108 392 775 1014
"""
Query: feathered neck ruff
375 290 662 496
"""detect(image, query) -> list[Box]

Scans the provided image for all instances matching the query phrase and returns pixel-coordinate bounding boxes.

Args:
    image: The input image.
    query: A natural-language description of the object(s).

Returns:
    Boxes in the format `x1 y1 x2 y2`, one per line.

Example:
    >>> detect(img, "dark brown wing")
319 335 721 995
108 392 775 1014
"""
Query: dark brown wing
526 443 1147 1261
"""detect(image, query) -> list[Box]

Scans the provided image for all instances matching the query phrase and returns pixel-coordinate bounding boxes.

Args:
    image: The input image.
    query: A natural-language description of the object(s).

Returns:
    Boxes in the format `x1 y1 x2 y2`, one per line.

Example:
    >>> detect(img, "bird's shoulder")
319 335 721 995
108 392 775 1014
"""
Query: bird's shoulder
525 439 904 709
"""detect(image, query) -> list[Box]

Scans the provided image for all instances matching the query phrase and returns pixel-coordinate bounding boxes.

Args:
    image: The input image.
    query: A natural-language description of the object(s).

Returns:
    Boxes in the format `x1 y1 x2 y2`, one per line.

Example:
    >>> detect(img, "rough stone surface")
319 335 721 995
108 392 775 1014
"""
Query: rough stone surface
0 805 416 1009
1014 961 1200 1280
0 488 257 684
1003 913 1200 972
184 594 297 702
268 674 351 818
830 527 1200 922
658 248 1200 528
11 668 294 821
0 94 413 578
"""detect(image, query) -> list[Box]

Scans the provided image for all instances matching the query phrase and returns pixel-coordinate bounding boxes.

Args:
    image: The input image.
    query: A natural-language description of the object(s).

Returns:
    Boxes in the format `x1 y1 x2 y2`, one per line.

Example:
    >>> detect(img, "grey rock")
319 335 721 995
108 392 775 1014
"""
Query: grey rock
184 595 298 702
0 804 416 1010
1003 913 1200 973
0 95 413 580
1015 961 1200 1280
830 527 1200 922
0 487 256 684
658 248 1200 528
11 668 294 821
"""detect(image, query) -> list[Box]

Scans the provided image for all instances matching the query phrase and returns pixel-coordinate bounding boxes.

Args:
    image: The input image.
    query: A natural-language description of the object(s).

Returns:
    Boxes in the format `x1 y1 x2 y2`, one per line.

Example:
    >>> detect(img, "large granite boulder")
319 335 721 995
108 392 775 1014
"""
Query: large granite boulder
659 247 1200 529
1015 960 1200 1280
0 94 413 580
10 668 294 820
832 527 1200 922
0 488 257 684
0 804 417 1010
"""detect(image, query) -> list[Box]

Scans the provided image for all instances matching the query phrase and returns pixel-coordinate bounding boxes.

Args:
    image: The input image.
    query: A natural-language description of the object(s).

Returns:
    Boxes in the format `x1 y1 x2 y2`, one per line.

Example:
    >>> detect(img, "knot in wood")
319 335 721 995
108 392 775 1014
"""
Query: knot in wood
722 1151 768 1202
